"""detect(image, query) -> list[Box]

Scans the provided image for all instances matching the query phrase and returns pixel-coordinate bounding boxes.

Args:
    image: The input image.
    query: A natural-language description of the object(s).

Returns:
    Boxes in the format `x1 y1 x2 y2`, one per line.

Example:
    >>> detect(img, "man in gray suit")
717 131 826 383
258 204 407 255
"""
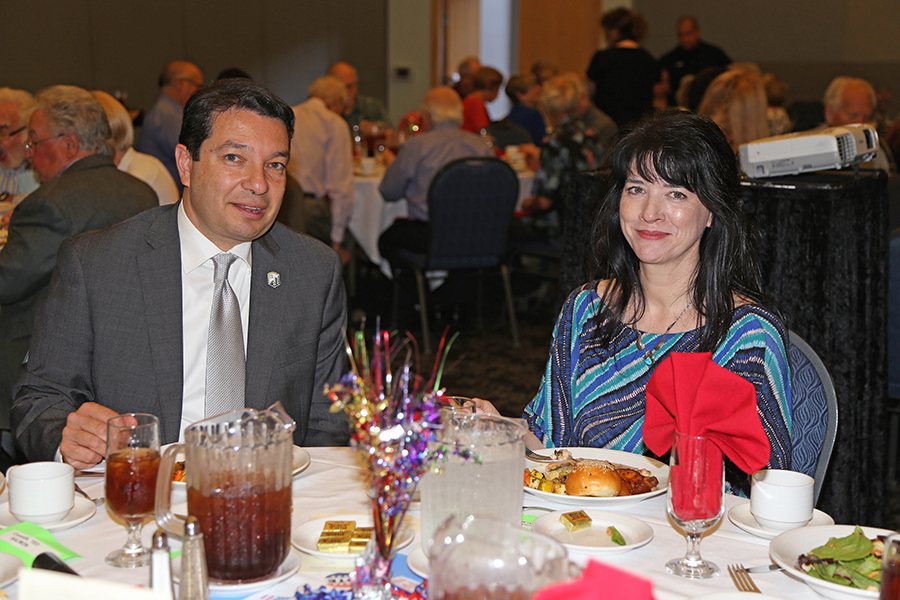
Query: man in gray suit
12 79 350 468
0 85 158 432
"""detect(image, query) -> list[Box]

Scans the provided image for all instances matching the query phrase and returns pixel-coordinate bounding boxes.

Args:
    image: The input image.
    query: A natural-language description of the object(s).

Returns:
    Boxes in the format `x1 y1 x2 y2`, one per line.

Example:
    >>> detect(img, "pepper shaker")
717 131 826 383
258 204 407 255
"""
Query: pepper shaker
178 516 211 600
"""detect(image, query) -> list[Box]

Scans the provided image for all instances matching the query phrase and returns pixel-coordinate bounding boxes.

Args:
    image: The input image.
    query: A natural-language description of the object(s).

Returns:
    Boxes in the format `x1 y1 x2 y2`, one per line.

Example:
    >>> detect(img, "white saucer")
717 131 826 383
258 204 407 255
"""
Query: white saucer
405 544 428 579
728 503 834 540
532 509 653 555
173 550 300 598
292 513 414 560
0 553 23 588
0 495 97 532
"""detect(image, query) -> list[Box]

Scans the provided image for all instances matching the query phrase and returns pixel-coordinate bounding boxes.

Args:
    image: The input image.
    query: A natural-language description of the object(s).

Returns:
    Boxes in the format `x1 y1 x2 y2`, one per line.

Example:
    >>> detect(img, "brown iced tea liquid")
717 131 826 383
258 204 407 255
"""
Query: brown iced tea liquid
106 448 160 524
187 484 291 582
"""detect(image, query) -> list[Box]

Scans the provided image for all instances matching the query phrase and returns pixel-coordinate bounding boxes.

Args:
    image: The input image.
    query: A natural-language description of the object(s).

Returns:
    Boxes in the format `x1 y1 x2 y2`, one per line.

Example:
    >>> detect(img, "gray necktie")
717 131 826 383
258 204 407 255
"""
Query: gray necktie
205 252 245 417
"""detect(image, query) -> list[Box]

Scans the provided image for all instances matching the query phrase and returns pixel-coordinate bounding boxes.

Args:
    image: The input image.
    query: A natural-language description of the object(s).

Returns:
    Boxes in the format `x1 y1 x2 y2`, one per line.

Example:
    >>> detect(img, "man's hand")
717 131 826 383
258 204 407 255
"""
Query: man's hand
60 403 120 469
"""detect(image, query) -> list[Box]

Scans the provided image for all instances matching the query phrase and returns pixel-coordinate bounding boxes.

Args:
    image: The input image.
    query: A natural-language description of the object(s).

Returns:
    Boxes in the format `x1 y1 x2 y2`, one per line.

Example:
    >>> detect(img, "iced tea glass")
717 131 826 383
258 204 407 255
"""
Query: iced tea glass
105 413 160 568
665 431 724 579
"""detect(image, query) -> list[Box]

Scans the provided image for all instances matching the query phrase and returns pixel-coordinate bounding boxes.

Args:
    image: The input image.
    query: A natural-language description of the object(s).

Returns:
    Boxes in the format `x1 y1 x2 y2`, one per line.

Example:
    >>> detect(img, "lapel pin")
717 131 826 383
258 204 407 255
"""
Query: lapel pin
267 271 281 288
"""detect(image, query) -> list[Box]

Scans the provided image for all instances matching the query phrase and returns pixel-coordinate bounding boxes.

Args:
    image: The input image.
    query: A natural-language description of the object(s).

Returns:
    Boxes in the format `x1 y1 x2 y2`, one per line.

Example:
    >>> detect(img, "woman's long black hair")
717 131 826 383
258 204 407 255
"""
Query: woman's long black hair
590 109 773 351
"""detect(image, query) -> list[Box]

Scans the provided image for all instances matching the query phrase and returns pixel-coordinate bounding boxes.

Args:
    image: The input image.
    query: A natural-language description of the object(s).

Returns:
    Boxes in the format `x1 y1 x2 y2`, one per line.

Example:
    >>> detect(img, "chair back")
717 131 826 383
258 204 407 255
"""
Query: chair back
787 331 838 504
425 156 519 270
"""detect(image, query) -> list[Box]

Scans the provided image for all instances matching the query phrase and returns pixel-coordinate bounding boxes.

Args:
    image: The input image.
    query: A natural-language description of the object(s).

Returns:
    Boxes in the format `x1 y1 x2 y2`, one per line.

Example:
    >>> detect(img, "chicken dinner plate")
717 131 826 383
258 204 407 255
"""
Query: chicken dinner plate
524 447 669 507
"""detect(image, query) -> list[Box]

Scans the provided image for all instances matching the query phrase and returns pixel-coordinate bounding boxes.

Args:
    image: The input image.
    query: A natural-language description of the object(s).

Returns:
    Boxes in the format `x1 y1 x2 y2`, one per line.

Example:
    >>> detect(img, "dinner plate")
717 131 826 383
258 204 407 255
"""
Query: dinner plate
728 504 834 540
0 553 23 589
173 549 301 598
531 509 653 555
769 524 892 600
524 448 669 507
291 513 415 560
164 444 311 493
405 544 429 579
0 496 96 532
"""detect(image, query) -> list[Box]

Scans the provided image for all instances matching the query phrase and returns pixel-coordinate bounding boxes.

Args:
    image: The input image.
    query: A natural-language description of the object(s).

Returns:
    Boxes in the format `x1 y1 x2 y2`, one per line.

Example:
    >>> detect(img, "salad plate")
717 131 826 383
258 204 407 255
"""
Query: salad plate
770 525 891 600
524 448 668 508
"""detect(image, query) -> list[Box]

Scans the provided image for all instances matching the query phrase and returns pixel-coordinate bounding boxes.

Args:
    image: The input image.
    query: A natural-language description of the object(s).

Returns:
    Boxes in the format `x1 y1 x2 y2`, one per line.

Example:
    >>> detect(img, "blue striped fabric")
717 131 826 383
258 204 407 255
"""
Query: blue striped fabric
524 281 793 495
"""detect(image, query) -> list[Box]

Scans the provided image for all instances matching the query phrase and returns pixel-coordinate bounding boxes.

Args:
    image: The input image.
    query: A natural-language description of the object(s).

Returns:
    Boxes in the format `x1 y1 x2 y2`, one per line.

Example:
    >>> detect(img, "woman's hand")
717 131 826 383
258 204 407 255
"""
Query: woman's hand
470 398 501 416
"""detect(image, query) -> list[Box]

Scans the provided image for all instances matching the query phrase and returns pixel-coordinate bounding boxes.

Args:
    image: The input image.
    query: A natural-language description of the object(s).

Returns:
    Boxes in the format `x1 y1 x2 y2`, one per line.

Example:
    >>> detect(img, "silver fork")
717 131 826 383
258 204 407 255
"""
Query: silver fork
728 564 761 593
525 448 555 462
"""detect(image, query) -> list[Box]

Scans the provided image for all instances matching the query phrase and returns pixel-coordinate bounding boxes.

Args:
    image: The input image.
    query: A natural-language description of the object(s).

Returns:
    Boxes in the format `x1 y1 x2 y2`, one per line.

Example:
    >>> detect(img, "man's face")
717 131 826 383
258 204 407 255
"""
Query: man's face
0 102 29 170
173 65 204 107
26 108 71 183
826 84 874 126
678 20 701 50
177 108 289 251
332 66 359 112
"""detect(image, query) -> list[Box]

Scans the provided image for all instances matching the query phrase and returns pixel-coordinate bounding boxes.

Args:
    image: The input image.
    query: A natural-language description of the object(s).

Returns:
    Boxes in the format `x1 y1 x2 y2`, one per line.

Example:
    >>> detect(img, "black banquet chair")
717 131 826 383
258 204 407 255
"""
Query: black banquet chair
389 156 520 354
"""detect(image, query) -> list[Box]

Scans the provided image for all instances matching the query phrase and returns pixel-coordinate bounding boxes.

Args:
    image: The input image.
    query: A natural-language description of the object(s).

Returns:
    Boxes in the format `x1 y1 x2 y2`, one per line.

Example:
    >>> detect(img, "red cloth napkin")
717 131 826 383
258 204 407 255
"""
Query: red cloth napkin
643 352 770 473
532 559 654 600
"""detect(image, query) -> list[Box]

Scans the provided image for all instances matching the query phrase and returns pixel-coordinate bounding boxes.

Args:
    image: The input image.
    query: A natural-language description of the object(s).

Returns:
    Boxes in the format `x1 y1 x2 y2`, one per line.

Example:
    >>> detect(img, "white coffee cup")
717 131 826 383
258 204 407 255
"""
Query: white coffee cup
360 157 377 176
750 469 814 532
7 462 75 524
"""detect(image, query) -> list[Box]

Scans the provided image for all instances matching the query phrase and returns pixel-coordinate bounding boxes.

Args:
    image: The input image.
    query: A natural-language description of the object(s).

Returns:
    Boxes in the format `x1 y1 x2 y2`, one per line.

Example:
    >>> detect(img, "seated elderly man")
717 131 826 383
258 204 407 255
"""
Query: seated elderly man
92 90 179 205
0 85 158 432
328 61 391 130
287 75 354 262
377 87 492 264
0 88 40 200
820 76 894 171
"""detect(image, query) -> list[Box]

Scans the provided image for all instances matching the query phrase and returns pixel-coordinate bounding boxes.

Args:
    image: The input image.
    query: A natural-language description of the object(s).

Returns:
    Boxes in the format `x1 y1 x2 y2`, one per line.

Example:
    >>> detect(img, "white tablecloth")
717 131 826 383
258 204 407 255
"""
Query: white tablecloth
349 169 535 267
2 447 828 599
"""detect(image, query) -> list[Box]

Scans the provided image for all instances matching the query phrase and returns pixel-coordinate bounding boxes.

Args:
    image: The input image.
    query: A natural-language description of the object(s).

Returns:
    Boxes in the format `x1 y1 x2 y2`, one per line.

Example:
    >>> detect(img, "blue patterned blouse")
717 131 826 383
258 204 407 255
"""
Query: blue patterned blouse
524 282 793 495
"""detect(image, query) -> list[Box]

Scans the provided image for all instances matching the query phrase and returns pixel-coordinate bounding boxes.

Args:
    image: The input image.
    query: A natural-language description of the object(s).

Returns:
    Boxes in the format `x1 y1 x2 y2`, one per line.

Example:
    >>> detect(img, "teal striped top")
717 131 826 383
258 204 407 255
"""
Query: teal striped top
524 282 793 495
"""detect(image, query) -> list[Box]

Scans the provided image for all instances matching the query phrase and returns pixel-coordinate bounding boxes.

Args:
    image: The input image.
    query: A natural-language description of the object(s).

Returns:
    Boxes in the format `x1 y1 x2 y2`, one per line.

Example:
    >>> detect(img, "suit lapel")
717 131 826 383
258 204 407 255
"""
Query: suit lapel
245 230 284 409
136 206 184 441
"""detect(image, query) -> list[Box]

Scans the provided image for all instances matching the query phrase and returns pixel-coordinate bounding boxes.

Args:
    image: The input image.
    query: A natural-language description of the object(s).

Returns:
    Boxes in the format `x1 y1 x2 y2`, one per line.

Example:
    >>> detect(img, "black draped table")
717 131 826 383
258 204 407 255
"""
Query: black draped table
562 169 890 527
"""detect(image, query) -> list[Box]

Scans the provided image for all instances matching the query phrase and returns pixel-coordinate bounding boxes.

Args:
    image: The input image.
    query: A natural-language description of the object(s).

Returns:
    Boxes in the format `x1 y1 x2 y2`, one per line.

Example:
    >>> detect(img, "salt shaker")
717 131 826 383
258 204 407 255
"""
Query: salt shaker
150 529 175 600
178 516 211 600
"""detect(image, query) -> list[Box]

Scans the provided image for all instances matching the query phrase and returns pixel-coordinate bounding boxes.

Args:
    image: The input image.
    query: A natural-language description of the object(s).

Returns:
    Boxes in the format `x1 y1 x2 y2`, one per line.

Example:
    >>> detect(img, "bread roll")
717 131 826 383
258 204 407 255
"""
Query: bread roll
564 459 623 497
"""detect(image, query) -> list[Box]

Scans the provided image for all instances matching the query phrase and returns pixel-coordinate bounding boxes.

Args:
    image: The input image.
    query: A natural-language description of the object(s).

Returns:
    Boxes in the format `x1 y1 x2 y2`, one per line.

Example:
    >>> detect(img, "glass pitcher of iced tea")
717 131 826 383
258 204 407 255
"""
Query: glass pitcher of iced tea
156 403 296 583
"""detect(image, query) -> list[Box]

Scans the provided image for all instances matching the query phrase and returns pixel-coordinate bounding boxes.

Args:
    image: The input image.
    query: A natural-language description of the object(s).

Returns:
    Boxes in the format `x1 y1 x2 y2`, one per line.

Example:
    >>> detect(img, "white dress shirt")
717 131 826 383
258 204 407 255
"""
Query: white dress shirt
178 204 252 438
118 147 180 206
287 97 354 244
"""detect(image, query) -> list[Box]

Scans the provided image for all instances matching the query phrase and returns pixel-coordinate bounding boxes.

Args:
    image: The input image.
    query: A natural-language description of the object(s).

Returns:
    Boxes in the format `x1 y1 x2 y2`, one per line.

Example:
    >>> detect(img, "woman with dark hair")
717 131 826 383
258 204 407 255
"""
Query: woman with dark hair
480 110 792 494
586 8 661 127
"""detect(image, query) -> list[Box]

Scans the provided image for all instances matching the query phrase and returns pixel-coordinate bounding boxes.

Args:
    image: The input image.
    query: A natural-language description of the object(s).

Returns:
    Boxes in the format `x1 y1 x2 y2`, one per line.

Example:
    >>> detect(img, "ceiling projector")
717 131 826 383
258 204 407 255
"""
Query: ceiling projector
739 123 879 178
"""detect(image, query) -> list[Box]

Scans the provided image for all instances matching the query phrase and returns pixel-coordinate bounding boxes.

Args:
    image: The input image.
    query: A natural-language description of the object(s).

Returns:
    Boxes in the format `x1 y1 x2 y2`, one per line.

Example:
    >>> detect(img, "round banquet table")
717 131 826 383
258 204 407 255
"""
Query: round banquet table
3 447 834 599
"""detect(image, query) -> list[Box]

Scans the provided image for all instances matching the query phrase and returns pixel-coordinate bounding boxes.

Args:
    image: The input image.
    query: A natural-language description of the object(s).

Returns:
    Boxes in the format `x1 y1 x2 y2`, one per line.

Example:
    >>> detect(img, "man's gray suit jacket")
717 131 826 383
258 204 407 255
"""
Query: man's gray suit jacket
0 154 158 430
11 203 350 461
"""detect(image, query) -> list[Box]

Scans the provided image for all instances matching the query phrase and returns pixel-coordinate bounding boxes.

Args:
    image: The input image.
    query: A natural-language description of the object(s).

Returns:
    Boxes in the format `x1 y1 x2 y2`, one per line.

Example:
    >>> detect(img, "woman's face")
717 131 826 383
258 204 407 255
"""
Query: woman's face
619 166 713 274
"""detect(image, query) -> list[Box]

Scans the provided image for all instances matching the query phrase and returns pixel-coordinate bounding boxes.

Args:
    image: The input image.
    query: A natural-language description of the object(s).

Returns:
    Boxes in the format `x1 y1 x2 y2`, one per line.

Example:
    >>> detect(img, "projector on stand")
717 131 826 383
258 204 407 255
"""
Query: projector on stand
739 124 879 178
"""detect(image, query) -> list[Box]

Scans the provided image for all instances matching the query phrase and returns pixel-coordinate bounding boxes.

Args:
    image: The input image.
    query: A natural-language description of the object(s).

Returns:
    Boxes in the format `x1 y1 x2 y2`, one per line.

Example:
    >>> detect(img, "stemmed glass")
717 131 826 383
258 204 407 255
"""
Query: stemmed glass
665 431 725 579
105 413 160 568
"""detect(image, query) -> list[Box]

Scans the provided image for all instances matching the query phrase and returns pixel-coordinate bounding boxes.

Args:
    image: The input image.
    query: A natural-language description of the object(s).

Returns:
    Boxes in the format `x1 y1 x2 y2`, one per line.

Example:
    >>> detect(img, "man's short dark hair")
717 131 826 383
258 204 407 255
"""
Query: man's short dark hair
179 79 295 160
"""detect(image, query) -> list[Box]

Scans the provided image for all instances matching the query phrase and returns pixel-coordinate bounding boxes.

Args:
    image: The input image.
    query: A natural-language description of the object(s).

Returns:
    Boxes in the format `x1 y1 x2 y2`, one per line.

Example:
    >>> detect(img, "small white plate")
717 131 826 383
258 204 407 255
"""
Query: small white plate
524 448 669 508
531 509 653 555
0 553 23 588
405 544 428 579
728 504 834 540
291 513 415 560
770 525 891 600
0 495 97 532
165 444 311 493
173 549 300 598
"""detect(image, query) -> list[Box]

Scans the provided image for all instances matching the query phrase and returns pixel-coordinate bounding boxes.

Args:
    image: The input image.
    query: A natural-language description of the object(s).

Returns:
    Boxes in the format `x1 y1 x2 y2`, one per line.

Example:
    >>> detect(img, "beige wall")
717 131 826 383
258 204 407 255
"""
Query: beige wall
0 1 388 112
